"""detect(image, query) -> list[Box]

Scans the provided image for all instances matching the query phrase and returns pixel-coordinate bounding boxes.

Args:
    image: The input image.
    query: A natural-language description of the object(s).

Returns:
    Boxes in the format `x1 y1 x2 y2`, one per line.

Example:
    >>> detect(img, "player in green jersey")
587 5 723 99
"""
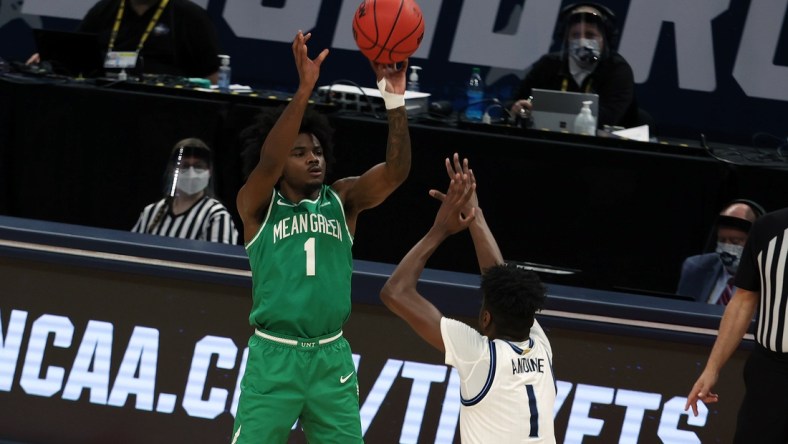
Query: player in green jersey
231 31 411 444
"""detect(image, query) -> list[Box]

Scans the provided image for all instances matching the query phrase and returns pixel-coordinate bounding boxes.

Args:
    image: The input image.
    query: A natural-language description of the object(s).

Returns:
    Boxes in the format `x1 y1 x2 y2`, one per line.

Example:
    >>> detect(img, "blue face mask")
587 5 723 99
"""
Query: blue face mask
716 242 744 274
569 38 601 68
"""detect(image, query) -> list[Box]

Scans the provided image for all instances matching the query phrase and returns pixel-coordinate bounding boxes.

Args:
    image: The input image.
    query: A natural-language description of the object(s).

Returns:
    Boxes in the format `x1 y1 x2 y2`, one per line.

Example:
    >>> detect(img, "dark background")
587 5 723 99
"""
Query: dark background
1 0 787 146
3 75 788 295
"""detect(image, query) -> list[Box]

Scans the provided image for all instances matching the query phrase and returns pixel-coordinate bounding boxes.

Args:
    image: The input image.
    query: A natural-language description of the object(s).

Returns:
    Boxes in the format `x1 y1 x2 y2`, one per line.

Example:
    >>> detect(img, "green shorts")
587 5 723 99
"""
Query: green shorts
231 328 362 444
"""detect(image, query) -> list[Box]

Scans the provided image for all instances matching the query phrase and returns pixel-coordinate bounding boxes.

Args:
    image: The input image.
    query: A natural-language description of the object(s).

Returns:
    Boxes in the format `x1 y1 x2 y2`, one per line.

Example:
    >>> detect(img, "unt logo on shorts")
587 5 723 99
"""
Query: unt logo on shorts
301 341 316 348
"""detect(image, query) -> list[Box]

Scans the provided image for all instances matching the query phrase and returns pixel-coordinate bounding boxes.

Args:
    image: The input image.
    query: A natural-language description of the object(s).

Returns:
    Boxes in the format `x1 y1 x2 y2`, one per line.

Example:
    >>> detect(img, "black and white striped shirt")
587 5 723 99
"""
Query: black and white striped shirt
736 207 788 353
132 196 239 245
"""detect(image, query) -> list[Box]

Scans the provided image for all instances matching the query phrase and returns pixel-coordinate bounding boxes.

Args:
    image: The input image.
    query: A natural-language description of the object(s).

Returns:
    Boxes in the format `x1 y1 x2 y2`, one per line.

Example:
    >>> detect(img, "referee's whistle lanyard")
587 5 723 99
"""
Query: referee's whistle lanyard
108 0 170 56
561 77 593 93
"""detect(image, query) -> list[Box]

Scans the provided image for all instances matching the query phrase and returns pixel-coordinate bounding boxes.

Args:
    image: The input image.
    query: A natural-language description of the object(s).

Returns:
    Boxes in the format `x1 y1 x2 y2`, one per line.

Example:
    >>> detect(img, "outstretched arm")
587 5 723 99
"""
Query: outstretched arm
380 170 477 352
684 288 758 415
334 60 411 234
236 32 328 241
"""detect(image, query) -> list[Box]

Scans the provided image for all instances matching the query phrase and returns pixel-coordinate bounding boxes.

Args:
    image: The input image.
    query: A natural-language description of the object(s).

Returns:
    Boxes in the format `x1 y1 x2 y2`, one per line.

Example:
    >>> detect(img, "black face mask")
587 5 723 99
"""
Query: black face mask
716 242 743 274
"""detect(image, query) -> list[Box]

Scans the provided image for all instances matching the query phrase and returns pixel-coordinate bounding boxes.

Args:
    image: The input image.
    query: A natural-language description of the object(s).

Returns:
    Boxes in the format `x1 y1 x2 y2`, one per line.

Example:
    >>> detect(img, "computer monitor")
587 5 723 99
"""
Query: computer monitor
32 29 104 78
530 88 599 132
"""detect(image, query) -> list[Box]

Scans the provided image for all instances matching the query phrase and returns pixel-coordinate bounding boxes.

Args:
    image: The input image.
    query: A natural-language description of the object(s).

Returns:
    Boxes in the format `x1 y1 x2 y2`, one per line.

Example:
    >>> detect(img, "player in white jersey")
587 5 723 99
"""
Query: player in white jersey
381 154 556 443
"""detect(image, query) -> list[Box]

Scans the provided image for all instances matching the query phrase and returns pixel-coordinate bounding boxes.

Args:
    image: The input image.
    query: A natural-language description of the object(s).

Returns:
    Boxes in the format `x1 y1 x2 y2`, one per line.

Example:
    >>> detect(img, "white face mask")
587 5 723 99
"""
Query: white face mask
175 167 210 195
716 242 744 274
569 38 601 68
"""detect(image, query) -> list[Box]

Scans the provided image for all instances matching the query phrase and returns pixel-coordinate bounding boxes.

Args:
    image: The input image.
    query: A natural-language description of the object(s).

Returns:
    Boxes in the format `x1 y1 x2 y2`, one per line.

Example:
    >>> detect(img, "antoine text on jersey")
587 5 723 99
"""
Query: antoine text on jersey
512 357 545 375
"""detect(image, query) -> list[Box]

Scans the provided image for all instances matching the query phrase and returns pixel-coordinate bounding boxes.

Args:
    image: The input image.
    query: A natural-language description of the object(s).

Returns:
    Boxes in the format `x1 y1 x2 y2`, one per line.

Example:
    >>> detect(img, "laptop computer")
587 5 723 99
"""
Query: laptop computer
32 29 104 78
529 88 599 132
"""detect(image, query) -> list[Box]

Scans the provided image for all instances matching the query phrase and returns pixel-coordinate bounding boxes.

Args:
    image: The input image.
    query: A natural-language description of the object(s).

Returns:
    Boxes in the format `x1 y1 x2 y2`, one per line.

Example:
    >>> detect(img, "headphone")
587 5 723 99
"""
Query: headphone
727 198 766 218
554 2 620 52
701 198 766 252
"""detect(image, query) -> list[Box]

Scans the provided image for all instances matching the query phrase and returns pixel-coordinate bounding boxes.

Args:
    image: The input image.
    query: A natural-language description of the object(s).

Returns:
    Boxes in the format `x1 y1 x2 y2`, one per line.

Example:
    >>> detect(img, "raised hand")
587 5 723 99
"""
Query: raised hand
370 59 408 95
430 169 476 236
291 31 329 92
431 153 478 217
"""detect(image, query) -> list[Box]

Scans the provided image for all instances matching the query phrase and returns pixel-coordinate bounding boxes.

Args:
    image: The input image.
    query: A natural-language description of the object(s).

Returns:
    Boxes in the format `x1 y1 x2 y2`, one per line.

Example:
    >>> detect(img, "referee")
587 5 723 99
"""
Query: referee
685 207 788 443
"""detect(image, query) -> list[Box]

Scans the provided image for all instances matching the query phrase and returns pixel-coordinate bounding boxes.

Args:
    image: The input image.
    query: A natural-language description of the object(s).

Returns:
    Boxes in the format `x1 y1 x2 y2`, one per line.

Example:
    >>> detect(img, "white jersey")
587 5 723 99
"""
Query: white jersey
441 317 556 444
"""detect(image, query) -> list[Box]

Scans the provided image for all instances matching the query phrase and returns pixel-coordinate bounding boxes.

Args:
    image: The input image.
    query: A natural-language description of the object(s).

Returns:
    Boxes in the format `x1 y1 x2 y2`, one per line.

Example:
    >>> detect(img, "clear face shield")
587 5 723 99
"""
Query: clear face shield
565 7 606 69
164 144 213 198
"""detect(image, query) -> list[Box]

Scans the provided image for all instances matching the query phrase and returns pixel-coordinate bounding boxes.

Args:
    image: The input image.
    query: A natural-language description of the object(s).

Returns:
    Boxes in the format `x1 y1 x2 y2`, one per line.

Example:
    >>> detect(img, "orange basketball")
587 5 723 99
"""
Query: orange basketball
352 0 425 64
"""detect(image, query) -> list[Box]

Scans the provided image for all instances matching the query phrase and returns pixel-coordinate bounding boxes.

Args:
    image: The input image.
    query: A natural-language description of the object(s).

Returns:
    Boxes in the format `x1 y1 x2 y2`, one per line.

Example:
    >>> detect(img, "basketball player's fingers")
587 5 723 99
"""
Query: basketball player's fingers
449 175 467 203
447 175 461 195
452 156 470 186
451 153 462 175
291 32 300 55
444 157 456 178
368 61 381 81
368 61 390 81
293 32 308 61
314 48 330 66
443 179 458 204
460 207 477 225
382 64 397 77
371 61 394 73
443 157 455 179
303 32 312 43
454 174 472 205
467 169 477 196
385 63 406 81
454 157 475 197
429 189 446 202
447 154 465 182
459 182 475 205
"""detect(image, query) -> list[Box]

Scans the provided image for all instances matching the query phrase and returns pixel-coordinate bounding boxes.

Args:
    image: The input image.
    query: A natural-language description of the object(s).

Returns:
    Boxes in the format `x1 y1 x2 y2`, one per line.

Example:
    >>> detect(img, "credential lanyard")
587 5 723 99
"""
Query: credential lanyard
561 77 593 93
107 0 170 54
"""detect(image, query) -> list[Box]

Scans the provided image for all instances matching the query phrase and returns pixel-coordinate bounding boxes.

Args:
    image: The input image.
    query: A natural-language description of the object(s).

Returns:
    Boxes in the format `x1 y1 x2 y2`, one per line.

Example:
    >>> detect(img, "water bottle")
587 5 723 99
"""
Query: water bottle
218 55 231 92
573 100 596 135
465 67 484 121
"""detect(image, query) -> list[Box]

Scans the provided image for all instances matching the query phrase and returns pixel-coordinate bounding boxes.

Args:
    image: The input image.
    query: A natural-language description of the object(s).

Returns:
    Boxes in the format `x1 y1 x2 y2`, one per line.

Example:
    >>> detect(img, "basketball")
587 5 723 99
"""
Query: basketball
352 0 425 64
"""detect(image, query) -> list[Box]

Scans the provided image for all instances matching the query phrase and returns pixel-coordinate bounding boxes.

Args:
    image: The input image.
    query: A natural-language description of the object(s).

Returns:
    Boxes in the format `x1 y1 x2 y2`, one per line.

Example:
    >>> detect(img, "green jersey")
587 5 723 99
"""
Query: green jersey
245 185 353 337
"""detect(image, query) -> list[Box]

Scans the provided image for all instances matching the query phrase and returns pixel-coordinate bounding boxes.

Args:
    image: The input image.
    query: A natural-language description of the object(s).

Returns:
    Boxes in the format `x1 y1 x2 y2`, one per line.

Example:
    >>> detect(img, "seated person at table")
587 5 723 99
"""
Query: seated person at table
677 200 764 304
132 137 239 244
510 2 639 129
28 0 220 81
